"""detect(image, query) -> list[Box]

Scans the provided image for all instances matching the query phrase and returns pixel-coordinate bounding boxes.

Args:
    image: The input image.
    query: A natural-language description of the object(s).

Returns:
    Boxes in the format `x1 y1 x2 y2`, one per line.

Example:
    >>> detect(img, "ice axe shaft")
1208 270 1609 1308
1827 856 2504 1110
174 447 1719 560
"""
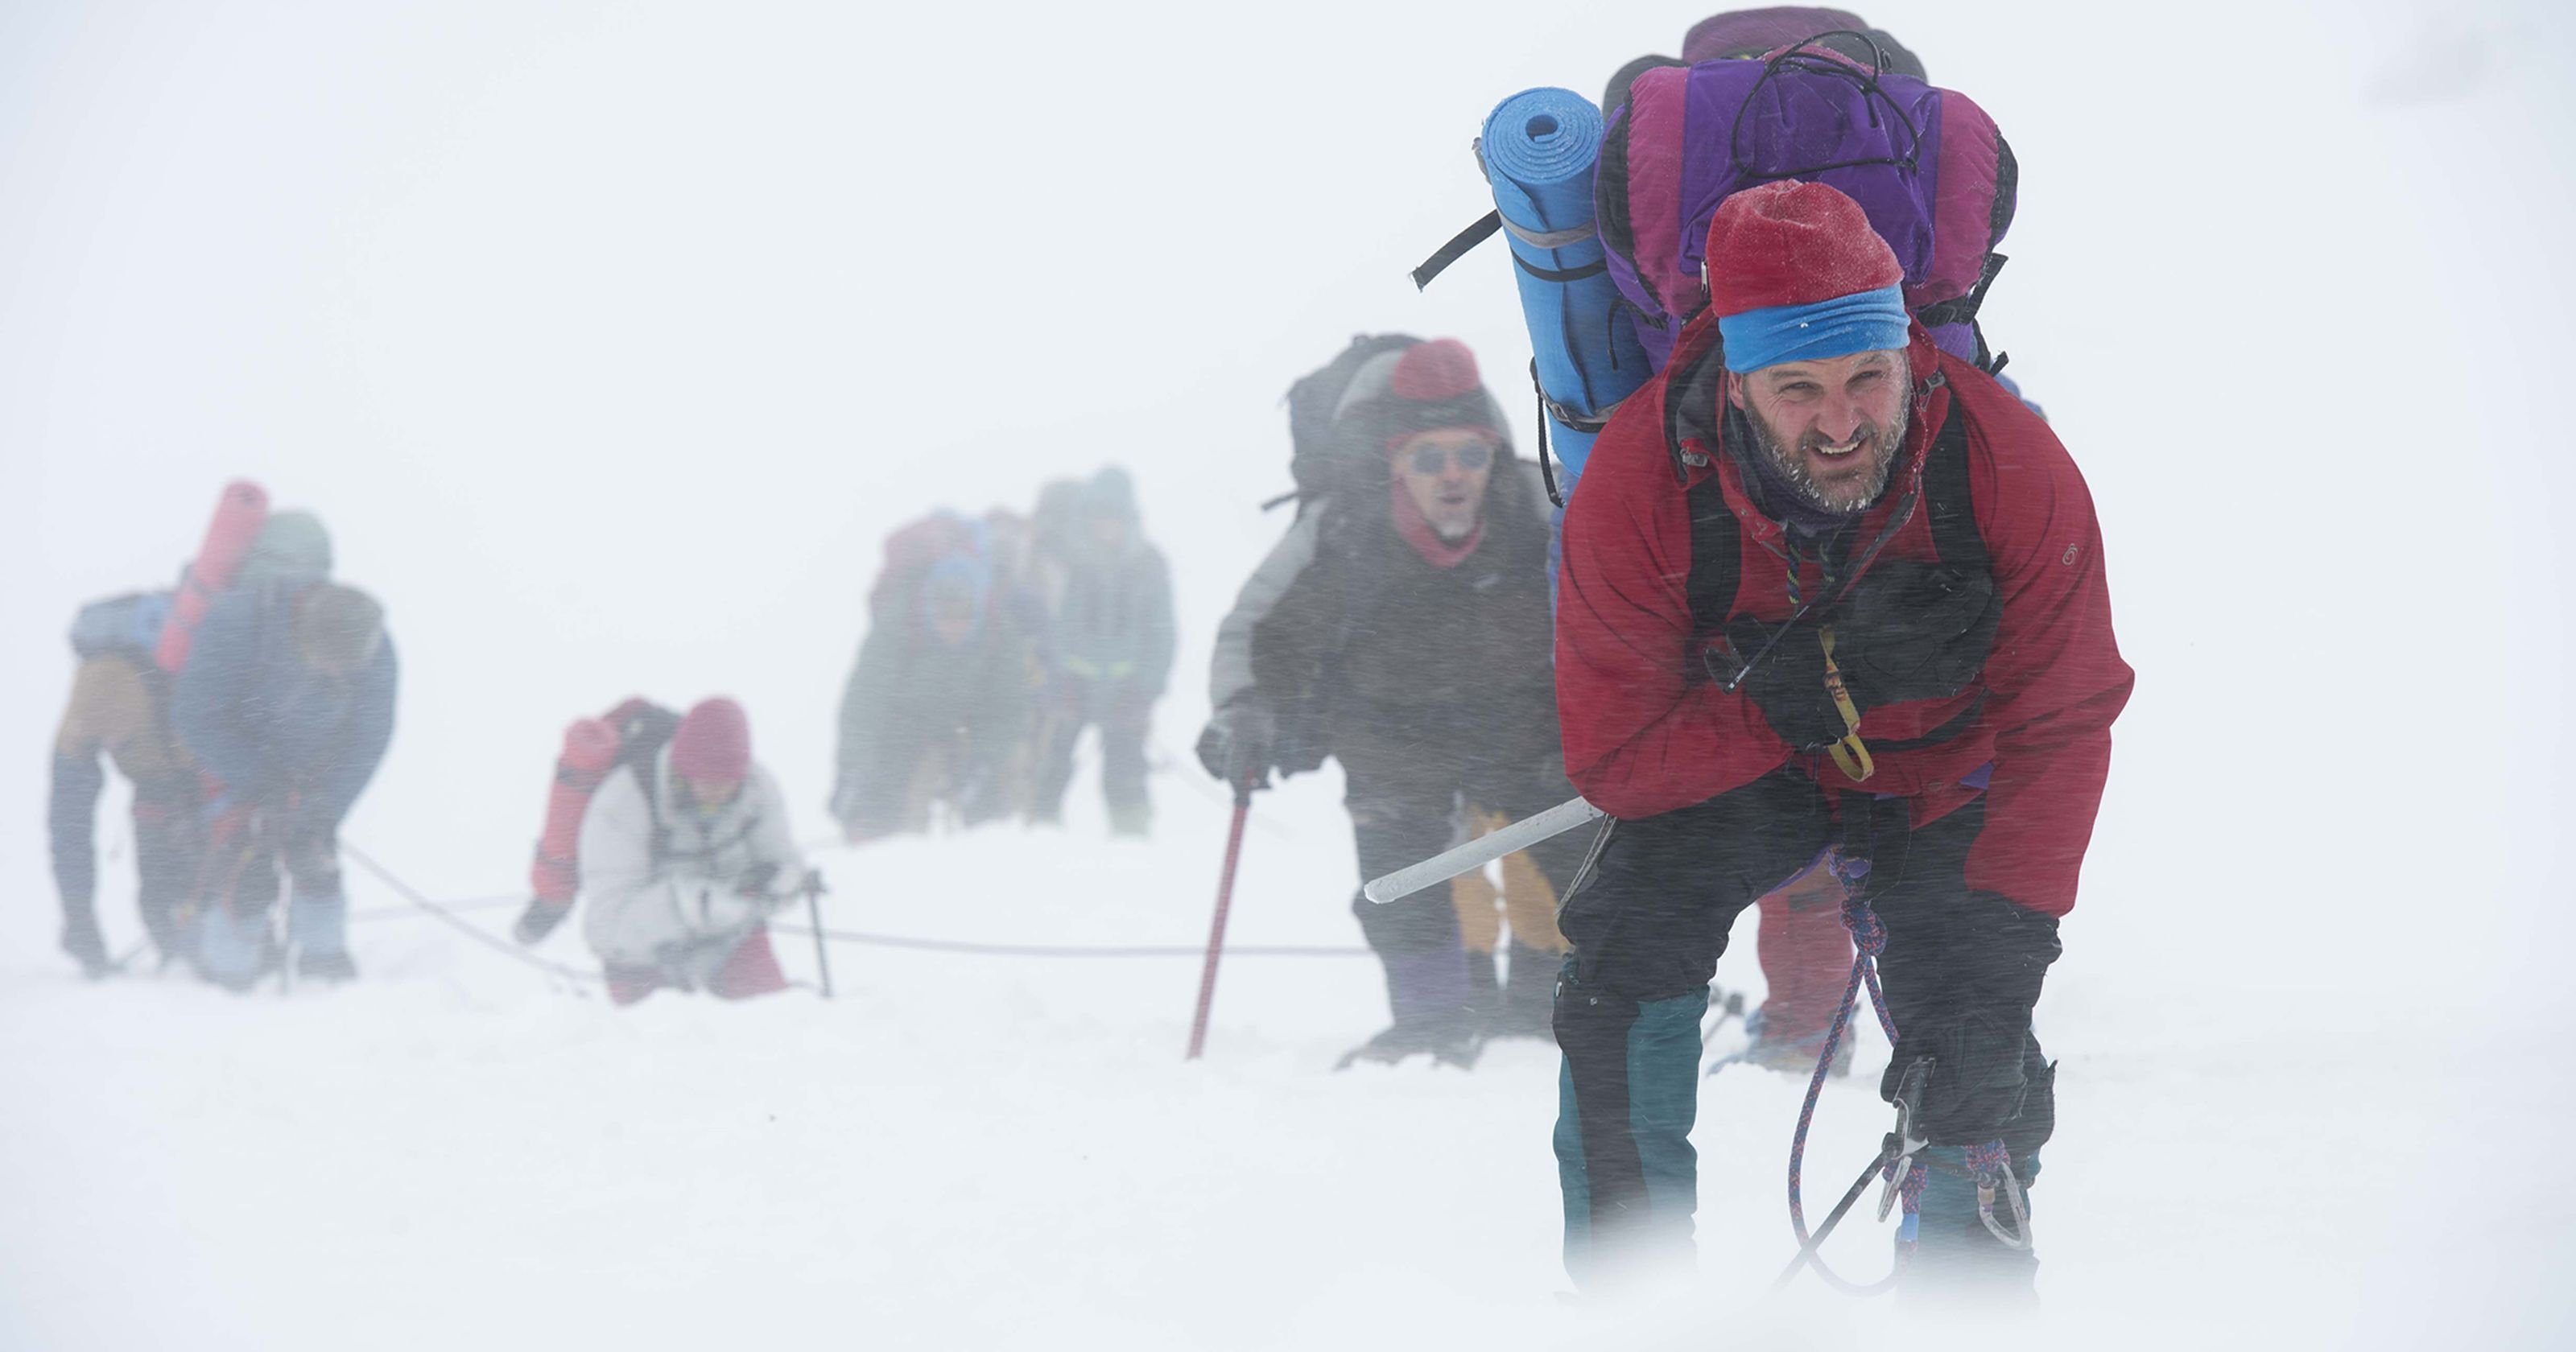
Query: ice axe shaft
1772 1152 1889 1292
1361 796 1605 905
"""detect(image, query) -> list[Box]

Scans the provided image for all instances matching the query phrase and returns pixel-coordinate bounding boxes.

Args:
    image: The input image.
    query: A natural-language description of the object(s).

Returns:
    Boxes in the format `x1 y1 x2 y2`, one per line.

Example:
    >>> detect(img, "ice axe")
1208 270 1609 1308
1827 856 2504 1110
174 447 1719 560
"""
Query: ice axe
1362 795 1606 905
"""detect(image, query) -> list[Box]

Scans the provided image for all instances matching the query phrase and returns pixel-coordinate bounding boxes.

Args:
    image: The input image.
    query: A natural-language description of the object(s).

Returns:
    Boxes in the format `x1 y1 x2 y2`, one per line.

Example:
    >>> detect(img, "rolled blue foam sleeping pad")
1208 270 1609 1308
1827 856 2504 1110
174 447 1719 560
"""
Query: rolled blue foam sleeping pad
1479 87 1652 503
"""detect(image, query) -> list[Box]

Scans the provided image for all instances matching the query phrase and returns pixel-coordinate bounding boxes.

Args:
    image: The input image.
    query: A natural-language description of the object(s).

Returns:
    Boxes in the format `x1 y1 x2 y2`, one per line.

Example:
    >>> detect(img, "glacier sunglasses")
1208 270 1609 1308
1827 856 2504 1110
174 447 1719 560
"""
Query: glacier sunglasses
1406 441 1496 475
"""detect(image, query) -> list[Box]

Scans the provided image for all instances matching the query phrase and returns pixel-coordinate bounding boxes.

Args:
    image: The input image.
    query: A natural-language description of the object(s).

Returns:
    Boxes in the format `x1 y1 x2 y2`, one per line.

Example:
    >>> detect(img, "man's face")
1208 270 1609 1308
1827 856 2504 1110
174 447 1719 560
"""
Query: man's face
684 775 742 813
1728 349 1909 515
1391 427 1495 542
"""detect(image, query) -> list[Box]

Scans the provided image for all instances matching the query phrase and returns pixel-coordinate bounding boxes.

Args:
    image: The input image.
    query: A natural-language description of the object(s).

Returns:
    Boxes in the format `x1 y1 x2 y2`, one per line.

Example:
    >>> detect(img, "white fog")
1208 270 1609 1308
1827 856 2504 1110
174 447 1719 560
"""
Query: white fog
2 2 2569 1348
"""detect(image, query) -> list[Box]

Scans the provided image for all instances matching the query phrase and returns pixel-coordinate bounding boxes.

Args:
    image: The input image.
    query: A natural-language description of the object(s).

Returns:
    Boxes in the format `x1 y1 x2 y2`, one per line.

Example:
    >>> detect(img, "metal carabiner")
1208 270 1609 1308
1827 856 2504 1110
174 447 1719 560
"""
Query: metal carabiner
1976 1169 2034 1251
1876 1057 1933 1222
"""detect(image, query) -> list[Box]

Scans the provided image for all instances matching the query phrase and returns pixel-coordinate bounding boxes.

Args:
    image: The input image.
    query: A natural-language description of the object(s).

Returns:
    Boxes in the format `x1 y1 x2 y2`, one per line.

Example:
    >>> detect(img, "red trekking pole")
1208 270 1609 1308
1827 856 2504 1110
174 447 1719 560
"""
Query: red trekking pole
1184 788 1254 1060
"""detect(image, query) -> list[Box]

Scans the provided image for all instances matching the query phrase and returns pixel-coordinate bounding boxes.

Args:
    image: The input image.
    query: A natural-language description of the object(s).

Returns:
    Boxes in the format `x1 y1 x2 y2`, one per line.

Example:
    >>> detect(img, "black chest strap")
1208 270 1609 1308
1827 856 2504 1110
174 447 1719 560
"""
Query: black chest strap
1920 407 1986 573
1682 472 1742 649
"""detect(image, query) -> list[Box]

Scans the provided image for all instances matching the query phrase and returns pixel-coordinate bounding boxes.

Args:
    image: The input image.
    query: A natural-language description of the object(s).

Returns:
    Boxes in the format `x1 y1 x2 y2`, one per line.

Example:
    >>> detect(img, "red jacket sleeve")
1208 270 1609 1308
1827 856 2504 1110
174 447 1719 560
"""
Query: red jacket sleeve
1958 402 2134 917
1554 417 1790 819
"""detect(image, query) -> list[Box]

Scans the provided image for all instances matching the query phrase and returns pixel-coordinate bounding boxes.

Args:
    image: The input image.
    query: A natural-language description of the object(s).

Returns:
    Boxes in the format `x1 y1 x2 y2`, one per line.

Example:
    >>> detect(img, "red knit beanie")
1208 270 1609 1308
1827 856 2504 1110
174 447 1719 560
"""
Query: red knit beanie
1705 181 1912 373
1703 179 1905 319
1381 338 1501 448
1390 339 1479 401
671 698 752 787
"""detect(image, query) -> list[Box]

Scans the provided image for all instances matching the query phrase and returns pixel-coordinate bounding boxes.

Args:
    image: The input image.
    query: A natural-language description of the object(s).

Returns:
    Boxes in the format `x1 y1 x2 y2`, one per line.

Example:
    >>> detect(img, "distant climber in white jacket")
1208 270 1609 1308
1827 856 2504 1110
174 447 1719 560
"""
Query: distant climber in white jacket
578 698 809 1005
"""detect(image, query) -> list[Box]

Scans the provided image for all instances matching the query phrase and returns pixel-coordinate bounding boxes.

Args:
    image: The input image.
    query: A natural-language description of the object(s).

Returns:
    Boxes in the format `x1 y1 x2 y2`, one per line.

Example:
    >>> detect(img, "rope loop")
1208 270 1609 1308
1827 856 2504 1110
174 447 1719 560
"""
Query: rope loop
1839 888 1889 958
1781 879 1905 1296
1777 866 1910 1293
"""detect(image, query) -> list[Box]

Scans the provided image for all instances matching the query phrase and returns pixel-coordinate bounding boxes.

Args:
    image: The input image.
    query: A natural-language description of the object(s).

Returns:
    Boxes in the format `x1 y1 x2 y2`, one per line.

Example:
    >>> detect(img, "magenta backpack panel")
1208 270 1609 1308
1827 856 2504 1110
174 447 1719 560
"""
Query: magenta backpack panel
1597 47 2011 370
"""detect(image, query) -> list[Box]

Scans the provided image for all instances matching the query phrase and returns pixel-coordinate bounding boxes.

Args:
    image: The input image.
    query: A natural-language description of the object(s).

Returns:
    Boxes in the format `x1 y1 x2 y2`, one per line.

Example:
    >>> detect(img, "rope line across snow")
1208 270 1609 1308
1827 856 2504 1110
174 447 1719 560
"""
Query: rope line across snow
770 923 1368 959
339 843 603 991
336 842 1372 986
347 894 521 924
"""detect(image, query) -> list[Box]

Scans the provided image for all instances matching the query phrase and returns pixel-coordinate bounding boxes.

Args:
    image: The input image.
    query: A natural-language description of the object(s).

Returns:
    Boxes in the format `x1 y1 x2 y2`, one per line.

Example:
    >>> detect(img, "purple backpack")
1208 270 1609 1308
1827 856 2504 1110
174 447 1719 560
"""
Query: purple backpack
1597 33 2017 372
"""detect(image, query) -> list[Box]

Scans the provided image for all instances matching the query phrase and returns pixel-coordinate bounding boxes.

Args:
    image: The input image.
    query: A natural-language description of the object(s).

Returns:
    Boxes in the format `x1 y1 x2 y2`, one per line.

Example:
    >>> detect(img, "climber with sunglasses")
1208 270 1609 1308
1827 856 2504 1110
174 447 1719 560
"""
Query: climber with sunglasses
1199 336 1580 1068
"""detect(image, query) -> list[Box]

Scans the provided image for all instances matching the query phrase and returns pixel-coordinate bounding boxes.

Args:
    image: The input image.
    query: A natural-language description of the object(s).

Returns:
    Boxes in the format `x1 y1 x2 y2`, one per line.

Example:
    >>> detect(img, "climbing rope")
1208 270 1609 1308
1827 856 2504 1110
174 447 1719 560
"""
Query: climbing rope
340 843 602 995
771 922 1365 960
1775 856 2033 1292
336 842 1370 992
347 893 520 924
1778 863 1911 1295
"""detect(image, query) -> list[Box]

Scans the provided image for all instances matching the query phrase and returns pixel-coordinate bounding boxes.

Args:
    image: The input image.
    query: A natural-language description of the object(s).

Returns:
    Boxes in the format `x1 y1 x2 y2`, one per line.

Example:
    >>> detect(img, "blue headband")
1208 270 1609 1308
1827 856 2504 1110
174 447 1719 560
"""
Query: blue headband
1717 285 1911 374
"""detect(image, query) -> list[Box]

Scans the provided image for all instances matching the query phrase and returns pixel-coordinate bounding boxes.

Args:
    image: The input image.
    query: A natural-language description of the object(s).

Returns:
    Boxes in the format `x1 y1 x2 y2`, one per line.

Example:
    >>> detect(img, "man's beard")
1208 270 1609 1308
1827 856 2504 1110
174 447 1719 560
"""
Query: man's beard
1742 391 1907 517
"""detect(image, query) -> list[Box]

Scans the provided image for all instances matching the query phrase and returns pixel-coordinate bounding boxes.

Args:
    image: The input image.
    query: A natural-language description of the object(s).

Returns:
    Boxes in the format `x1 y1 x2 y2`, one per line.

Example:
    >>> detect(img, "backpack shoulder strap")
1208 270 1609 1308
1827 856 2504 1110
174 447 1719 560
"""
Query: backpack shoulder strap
1674 340 1742 641
613 704 683 863
1922 402 1988 571
1684 474 1741 644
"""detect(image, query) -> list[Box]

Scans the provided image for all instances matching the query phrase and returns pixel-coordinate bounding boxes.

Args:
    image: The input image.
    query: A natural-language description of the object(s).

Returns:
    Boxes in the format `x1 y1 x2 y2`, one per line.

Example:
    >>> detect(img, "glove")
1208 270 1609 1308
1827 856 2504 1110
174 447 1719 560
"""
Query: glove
1831 560 2000 708
512 900 572 946
1193 702 1276 790
736 862 782 901
1710 616 1847 750
1880 894 2061 1148
61 919 111 978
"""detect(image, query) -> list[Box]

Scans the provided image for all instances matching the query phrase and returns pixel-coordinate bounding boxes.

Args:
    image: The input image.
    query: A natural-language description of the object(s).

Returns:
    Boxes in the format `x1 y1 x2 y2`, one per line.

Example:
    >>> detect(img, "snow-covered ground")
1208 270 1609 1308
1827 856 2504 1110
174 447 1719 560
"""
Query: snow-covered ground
3 773 2567 1350
6 1 2573 1348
